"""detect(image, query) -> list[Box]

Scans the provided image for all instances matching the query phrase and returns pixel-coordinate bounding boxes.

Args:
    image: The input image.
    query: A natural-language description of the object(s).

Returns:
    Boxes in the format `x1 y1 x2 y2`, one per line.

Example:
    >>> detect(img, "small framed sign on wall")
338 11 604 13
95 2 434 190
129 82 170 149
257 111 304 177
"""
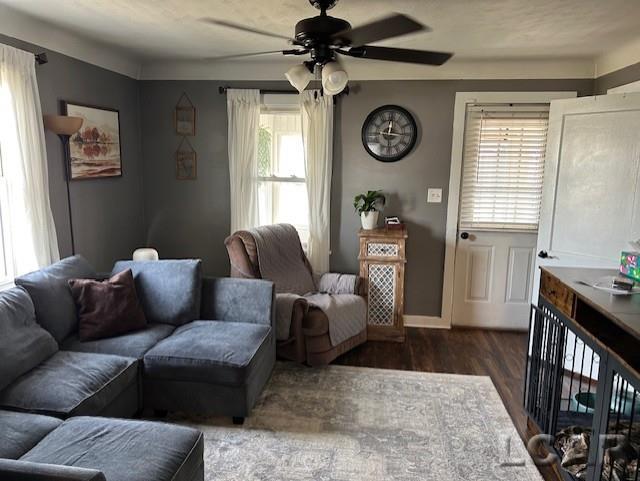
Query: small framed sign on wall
176 137 197 180
174 92 196 136
64 101 122 180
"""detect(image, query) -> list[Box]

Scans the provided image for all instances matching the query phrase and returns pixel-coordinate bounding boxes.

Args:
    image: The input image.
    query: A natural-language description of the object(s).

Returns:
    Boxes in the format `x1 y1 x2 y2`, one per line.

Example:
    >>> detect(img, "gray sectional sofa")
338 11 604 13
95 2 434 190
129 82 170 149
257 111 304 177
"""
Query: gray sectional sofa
0 255 276 480
0 410 204 481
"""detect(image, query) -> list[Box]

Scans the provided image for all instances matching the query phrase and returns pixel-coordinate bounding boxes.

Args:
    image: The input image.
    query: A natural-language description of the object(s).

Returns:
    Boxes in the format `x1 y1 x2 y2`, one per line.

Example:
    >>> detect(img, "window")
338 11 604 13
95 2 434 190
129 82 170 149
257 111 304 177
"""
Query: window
257 109 309 245
459 103 550 231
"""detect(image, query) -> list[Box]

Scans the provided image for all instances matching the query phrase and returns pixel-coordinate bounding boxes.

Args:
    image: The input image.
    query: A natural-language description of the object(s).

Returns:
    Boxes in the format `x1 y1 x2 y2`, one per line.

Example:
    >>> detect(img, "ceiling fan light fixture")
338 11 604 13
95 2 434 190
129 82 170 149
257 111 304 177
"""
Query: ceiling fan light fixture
285 63 313 93
321 60 348 95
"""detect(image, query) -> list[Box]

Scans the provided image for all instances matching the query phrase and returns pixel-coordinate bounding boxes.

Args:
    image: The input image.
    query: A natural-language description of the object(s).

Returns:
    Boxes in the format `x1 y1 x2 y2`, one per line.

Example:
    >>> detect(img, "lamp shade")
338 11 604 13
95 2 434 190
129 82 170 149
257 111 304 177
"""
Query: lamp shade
321 61 348 95
285 64 313 93
132 248 159 261
43 115 83 137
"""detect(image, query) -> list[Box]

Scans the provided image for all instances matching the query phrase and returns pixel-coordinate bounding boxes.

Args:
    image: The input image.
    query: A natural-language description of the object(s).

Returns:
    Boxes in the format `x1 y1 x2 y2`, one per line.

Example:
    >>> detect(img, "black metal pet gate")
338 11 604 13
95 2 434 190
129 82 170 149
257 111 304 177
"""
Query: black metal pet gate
525 299 640 481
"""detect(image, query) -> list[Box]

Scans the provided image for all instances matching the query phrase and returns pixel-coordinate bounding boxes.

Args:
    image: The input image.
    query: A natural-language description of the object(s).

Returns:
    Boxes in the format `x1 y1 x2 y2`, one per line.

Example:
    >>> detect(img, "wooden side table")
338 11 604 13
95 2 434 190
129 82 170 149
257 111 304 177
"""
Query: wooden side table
358 226 407 342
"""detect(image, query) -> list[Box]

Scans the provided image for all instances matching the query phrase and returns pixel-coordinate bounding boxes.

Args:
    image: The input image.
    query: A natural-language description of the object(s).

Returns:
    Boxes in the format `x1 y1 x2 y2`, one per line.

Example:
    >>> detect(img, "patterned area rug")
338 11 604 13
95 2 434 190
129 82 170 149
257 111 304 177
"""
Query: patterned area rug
170 363 543 481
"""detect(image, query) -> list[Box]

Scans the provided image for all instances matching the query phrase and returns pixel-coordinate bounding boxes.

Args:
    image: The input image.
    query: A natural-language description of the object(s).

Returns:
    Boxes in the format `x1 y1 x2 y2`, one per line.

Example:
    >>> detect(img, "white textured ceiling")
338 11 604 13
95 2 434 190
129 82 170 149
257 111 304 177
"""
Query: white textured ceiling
2 0 640 62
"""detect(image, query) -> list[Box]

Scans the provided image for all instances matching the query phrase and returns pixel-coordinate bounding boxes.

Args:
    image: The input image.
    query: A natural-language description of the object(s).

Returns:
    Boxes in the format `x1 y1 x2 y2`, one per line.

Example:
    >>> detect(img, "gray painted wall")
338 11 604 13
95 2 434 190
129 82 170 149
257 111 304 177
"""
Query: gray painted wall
594 61 640 94
139 78 592 316
139 80 288 276
0 34 144 272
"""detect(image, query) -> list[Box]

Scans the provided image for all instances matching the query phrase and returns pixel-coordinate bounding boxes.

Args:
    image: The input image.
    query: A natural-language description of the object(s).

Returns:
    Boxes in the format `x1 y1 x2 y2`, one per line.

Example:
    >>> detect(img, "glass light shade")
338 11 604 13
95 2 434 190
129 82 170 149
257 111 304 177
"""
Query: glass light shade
321 61 348 95
132 247 159 261
285 64 313 93
43 115 83 137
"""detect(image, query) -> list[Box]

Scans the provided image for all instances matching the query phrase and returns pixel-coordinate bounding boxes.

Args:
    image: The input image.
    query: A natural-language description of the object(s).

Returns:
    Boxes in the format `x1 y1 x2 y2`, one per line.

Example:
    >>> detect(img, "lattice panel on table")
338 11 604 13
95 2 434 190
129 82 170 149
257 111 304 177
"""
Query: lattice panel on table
367 242 399 257
368 263 396 326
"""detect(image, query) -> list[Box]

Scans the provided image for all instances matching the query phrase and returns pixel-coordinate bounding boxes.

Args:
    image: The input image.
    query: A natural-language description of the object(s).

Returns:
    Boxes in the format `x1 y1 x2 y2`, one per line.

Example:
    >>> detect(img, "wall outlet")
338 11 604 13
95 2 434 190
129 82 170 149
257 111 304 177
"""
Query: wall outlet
427 188 443 204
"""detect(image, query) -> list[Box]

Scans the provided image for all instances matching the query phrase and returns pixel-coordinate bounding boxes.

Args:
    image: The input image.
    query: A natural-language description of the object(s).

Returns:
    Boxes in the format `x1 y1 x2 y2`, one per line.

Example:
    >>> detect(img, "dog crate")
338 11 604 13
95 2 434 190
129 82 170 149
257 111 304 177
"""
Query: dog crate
593 357 640 481
525 299 608 480
525 297 640 481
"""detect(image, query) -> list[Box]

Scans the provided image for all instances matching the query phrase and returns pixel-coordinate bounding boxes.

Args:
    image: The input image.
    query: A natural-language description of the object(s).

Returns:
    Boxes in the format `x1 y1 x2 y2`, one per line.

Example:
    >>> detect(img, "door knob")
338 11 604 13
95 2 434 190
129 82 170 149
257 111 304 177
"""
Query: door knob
460 232 469 240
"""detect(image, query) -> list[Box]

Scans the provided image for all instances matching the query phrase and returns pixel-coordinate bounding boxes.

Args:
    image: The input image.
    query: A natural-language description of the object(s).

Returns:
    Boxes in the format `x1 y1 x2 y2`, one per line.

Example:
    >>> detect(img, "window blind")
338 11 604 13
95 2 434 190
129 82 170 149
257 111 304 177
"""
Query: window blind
459 103 550 231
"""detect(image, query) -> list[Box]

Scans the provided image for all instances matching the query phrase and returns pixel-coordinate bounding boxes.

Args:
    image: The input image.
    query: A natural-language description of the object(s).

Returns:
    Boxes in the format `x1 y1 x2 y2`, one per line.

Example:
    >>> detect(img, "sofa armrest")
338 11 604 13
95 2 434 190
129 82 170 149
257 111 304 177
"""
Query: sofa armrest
0 459 105 481
316 273 361 295
201 277 275 327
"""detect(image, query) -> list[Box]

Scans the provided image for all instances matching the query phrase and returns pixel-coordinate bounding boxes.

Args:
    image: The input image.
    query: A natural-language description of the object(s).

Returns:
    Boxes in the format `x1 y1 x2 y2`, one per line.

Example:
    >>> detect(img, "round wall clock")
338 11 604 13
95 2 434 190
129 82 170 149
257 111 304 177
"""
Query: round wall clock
361 105 417 162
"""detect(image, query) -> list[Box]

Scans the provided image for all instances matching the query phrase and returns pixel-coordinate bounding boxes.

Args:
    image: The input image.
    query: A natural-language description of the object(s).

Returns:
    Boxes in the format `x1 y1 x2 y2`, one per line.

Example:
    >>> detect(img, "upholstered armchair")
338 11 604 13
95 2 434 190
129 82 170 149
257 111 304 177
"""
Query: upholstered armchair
225 228 367 366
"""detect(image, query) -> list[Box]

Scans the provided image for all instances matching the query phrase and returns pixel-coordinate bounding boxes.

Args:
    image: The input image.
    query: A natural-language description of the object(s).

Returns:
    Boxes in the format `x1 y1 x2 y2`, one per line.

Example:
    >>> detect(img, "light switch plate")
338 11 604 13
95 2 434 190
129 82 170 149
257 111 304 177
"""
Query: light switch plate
427 188 442 203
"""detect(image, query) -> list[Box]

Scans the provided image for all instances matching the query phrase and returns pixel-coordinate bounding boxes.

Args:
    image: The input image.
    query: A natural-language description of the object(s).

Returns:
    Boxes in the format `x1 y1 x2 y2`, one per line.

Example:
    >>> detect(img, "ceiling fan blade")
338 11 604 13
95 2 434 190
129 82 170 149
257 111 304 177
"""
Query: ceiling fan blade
205 49 307 61
200 18 295 42
331 14 428 47
338 45 452 65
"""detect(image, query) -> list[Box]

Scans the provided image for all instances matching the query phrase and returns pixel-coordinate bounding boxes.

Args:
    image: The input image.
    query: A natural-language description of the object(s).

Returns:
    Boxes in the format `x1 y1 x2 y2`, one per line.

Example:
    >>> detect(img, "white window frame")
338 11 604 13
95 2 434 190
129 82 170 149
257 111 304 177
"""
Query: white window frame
258 94 309 243
438 91 577 329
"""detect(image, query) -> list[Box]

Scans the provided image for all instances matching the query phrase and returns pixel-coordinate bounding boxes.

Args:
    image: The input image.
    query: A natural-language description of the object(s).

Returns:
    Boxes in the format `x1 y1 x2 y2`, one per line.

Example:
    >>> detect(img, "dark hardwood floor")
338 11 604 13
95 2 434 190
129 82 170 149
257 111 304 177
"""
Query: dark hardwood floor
335 327 560 481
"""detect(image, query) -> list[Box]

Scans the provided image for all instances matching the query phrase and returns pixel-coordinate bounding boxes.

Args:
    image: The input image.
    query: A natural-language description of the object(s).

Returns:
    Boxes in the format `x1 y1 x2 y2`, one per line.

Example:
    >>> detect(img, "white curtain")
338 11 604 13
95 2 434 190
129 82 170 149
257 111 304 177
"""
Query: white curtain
227 89 260 233
0 44 59 274
300 90 333 273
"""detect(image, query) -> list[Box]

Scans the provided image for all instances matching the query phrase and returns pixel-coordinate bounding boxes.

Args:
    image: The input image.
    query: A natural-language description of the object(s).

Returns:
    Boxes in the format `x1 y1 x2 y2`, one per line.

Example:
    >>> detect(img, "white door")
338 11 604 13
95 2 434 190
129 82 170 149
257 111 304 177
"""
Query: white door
452 231 536 329
451 103 550 329
533 92 640 301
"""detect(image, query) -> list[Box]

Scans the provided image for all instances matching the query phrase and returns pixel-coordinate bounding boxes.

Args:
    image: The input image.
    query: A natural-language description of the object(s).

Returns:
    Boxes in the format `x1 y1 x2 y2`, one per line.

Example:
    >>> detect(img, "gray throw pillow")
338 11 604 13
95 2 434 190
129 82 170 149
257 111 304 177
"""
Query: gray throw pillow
0 287 58 392
15 255 98 343
111 259 202 326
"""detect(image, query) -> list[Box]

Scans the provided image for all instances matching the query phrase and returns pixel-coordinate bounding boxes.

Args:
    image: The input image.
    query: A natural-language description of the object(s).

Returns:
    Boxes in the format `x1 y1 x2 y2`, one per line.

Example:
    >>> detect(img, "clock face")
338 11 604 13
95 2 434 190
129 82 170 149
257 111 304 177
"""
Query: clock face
361 105 417 162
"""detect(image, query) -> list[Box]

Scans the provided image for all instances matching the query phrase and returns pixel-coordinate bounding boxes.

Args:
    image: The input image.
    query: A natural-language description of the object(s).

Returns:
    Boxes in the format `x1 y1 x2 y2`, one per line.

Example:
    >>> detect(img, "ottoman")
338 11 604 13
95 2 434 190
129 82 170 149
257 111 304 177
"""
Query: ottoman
143 320 275 422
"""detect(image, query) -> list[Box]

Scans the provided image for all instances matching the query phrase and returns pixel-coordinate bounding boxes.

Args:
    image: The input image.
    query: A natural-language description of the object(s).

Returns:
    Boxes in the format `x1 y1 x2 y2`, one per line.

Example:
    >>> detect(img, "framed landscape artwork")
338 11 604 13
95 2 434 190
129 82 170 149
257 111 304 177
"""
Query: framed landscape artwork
64 102 122 180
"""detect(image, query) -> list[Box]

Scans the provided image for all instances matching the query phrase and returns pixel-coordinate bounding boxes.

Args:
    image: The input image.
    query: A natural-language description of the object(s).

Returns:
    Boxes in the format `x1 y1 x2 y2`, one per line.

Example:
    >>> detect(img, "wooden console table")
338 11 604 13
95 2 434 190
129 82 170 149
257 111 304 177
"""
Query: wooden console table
525 266 640 481
358 226 407 342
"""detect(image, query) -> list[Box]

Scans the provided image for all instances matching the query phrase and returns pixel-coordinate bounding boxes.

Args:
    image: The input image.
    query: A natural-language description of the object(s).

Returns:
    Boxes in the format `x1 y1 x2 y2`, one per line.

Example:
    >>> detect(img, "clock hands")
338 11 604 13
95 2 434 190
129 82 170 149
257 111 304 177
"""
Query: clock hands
379 120 402 137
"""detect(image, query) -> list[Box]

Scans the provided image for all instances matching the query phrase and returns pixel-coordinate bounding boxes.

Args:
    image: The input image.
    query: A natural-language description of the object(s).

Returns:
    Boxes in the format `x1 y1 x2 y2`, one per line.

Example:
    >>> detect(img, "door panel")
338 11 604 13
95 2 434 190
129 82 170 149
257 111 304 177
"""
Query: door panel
466 245 493 301
453 231 536 329
534 93 640 302
506 247 534 303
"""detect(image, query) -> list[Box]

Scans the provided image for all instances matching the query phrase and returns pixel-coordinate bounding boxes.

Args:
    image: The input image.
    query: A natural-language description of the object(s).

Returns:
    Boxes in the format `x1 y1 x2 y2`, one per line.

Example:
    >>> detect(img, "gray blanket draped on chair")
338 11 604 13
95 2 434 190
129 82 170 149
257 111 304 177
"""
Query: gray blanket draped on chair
248 224 366 346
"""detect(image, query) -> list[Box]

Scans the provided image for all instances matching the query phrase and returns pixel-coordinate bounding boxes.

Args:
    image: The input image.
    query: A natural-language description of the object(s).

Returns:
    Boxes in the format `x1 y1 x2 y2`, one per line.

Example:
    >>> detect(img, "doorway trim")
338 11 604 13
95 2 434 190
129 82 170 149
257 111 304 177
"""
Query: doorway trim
441 91 577 329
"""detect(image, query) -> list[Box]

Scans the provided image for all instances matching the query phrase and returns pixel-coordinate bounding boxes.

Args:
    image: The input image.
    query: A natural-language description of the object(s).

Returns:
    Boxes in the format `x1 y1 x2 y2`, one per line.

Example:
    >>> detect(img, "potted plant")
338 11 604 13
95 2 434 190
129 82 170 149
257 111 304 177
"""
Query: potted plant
354 190 386 230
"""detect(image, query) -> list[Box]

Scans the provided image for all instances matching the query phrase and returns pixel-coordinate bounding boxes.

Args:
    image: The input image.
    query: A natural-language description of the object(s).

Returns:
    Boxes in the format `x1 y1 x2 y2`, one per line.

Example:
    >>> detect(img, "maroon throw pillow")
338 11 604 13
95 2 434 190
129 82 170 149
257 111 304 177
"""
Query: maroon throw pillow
68 269 147 342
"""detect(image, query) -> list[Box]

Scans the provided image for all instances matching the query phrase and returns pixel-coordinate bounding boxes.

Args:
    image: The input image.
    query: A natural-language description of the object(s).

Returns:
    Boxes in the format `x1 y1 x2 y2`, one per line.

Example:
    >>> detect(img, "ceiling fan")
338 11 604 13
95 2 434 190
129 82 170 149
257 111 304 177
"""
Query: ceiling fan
200 0 453 94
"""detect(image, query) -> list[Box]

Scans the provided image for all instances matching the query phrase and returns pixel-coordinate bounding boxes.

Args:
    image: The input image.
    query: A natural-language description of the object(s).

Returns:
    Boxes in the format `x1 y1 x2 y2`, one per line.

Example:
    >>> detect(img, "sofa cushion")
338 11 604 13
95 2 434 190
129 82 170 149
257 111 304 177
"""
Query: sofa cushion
61 323 175 360
69 269 147 341
144 320 272 386
0 458 106 481
0 410 62 459
0 287 58 392
0 351 138 418
21 416 204 481
15 255 97 343
112 259 202 326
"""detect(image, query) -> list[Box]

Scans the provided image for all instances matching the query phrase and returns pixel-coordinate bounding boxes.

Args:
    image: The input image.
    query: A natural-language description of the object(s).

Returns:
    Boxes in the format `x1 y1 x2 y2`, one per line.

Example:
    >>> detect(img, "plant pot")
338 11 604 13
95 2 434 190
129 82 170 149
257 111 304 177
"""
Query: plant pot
361 211 379 230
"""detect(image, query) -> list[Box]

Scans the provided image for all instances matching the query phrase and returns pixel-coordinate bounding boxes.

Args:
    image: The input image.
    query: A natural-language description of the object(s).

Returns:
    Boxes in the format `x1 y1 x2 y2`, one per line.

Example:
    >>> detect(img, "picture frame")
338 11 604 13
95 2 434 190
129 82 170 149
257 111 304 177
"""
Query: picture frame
174 92 196 136
63 101 122 180
176 138 197 180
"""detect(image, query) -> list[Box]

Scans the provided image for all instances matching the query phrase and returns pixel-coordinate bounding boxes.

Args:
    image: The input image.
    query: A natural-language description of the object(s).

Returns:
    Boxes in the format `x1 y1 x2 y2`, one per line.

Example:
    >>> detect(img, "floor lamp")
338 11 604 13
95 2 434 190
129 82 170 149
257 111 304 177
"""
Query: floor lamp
43 114 83 255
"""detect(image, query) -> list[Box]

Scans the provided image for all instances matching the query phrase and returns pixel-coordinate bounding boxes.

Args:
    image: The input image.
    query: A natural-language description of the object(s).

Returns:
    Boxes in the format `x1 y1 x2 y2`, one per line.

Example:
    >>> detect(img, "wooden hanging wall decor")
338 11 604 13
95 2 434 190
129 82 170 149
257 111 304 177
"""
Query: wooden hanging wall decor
174 92 196 136
176 137 197 180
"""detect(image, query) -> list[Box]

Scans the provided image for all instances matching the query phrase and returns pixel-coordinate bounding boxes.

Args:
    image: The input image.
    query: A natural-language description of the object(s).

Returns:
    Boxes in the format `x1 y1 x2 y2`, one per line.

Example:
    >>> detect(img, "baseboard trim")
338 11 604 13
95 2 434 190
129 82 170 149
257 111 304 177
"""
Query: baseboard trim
403 315 451 329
